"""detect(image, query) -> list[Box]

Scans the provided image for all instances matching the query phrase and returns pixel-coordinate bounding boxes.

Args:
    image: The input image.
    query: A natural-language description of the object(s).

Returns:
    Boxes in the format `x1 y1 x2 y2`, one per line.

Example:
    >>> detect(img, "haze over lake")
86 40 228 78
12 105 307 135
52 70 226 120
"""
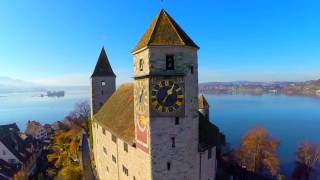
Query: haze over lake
0 87 319 175
0 86 89 130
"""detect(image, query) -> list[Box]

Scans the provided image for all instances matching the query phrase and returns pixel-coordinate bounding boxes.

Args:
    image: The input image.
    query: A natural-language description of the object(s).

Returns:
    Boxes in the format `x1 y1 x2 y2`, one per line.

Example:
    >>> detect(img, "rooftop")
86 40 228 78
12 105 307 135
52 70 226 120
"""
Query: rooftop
91 47 116 77
133 9 199 53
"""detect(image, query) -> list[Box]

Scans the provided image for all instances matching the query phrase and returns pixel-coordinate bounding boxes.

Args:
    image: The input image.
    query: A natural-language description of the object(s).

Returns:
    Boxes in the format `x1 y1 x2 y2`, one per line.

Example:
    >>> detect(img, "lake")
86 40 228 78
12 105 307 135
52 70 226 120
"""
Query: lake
0 86 89 130
206 94 320 175
0 88 319 175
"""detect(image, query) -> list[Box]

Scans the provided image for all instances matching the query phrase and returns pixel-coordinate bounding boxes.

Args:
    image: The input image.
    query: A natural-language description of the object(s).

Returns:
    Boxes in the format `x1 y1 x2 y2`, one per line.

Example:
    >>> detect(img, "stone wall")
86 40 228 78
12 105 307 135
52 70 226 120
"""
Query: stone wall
200 147 217 180
90 76 115 117
93 121 151 180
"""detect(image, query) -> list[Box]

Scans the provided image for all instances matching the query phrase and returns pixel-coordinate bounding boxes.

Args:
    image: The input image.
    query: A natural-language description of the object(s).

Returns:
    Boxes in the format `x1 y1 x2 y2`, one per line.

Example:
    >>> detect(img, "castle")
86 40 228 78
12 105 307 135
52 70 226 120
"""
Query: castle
91 9 221 180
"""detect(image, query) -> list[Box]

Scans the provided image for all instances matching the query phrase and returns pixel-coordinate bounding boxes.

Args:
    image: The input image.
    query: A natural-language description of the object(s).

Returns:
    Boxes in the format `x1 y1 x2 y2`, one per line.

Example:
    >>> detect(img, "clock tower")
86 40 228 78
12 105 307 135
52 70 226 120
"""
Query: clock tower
132 9 200 179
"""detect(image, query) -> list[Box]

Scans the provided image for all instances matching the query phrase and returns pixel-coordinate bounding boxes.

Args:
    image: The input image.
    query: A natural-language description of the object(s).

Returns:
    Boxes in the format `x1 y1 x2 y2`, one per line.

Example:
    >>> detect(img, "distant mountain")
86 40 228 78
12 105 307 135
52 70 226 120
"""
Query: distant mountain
199 79 320 96
0 77 45 93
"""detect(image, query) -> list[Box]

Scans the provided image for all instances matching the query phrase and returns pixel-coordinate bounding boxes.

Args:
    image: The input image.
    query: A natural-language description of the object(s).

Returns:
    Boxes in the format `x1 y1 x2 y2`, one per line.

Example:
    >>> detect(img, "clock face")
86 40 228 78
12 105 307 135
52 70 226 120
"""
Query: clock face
151 79 184 113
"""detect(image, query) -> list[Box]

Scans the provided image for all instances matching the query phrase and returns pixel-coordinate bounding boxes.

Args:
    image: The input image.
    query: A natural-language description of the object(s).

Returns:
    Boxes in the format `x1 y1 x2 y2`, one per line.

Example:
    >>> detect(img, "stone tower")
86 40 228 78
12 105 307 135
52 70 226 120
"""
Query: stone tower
132 9 200 179
90 47 116 117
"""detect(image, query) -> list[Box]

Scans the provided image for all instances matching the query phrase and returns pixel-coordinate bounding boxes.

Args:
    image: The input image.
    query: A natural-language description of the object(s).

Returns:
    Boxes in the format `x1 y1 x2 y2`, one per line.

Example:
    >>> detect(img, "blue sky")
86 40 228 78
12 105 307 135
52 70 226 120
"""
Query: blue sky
0 0 319 86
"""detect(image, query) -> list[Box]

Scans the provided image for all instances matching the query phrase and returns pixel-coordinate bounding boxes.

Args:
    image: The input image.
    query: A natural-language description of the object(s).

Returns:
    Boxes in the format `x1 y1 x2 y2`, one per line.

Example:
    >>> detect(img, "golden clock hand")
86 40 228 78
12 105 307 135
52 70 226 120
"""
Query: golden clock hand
162 84 175 104
167 84 175 95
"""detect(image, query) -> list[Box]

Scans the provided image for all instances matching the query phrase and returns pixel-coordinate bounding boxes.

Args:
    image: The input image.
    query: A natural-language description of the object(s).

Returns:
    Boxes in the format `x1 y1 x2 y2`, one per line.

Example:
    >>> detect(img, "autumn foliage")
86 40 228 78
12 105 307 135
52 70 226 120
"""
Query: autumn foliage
235 126 280 176
292 142 320 180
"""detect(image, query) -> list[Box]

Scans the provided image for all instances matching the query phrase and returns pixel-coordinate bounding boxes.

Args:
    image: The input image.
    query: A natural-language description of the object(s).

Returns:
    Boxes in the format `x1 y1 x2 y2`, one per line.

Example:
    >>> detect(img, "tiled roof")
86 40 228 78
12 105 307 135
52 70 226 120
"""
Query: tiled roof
91 47 116 77
0 123 19 133
198 95 210 109
94 84 134 144
94 84 224 150
0 126 30 163
133 9 199 53
0 159 18 179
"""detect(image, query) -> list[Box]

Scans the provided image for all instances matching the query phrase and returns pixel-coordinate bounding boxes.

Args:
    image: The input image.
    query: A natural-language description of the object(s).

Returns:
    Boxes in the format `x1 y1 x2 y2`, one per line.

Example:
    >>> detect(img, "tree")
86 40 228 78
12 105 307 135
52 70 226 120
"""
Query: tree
56 165 81 180
65 100 90 130
292 142 320 180
235 126 280 176
13 170 28 180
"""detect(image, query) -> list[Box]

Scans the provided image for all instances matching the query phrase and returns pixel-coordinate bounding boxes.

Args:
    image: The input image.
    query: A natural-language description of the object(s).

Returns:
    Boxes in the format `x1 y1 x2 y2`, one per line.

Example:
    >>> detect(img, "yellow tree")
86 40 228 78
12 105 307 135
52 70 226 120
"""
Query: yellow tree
235 126 280 176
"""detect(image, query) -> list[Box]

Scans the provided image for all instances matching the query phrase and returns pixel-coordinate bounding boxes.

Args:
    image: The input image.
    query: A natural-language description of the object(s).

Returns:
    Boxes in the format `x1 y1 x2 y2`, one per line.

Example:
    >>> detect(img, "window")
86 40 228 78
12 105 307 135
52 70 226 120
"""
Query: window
133 176 136 180
112 155 117 163
106 166 109 172
103 146 107 155
208 148 212 159
139 59 144 71
166 55 175 70
102 128 106 135
122 165 129 176
124 143 128 152
2 150 5 155
190 66 194 74
167 162 171 171
112 135 117 143
101 81 106 86
101 90 104 95
175 117 180 125
171 137 175 148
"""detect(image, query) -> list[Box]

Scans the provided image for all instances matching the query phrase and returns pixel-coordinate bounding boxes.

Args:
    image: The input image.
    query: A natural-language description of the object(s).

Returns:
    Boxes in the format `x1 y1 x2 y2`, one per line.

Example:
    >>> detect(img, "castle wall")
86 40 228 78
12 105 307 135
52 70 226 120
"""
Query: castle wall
93 121 151 180
200 147 217 180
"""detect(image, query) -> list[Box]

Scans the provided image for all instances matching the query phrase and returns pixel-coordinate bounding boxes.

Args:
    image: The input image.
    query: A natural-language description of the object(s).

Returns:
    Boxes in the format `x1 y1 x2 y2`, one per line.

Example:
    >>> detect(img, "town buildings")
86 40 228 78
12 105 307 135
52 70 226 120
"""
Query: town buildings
0 123 40 179
91 9 223 180
25 120 48 140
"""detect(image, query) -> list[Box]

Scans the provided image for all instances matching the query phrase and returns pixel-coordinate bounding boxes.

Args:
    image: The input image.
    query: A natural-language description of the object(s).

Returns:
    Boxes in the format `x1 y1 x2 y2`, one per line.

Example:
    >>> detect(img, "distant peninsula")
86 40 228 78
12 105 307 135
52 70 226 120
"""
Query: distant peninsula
199 79 320 97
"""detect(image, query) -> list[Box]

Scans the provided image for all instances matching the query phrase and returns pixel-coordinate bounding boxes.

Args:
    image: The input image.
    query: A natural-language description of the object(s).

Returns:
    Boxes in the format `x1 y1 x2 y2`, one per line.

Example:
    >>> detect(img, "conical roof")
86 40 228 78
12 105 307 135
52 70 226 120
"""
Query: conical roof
91 47 116 77
133 9 199 53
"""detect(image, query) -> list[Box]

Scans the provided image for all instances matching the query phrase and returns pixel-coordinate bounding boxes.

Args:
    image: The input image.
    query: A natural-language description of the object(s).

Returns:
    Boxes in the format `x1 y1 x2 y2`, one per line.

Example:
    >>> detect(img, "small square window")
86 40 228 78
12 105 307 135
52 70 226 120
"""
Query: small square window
167 162 171 171
139 59 144 71
112 155 117 163
171 137 175 148
101 81 106 86
124 143 128 152
175 117 179 125
122 165 129 176
103 146 107 155
112 135 117 143
190 66 194 74
166 55 175 70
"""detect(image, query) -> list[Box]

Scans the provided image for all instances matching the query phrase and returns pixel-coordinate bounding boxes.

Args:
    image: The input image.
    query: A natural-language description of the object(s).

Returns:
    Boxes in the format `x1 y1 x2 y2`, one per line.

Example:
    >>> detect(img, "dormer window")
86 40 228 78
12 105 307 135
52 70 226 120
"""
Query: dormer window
139 59 144 71
166 55 175 70
101 81 106 86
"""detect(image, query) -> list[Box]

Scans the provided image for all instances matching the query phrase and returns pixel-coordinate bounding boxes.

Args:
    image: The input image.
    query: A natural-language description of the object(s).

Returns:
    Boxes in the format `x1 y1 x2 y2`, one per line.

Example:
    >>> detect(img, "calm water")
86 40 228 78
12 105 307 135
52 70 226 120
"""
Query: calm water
206 94 320 174
0 86 89 130
0 88 319 174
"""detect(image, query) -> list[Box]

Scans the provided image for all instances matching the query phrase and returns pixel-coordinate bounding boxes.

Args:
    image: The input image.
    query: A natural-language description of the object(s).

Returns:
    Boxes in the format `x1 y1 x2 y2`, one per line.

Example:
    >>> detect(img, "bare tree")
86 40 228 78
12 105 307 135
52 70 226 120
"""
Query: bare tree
235 125 280 176
292 142 320 180
64 100 90 129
